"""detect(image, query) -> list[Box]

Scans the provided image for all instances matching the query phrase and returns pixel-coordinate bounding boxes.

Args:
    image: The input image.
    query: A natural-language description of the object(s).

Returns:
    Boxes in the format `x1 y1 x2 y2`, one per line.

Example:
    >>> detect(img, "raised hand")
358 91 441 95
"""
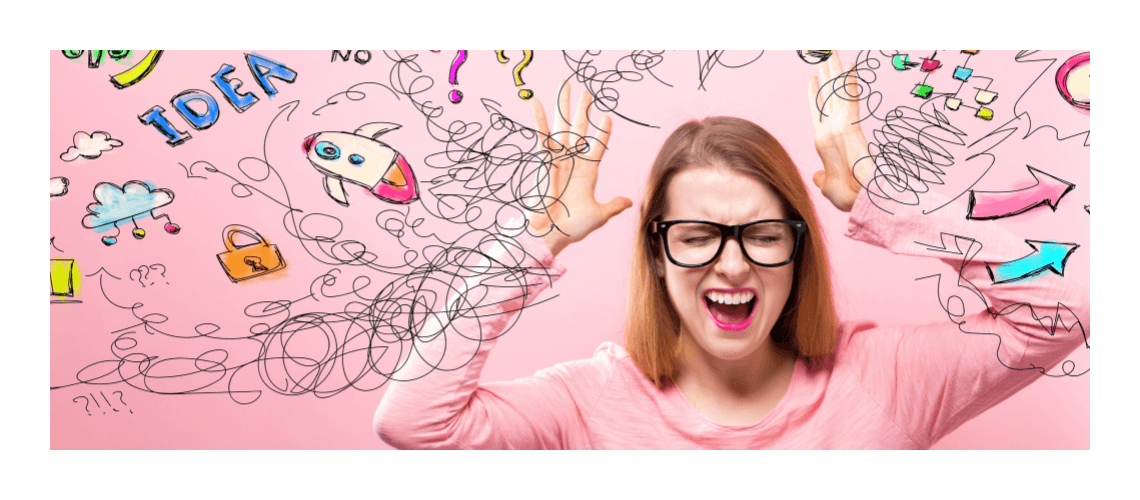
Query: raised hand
807 52 874 212
529 81 632 257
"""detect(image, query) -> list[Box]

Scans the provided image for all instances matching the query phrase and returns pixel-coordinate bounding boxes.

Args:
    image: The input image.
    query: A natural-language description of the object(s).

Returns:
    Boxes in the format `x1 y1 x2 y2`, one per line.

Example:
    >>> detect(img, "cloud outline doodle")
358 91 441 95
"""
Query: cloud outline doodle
60 131 123 162
51 177 69 197
81 180 175 229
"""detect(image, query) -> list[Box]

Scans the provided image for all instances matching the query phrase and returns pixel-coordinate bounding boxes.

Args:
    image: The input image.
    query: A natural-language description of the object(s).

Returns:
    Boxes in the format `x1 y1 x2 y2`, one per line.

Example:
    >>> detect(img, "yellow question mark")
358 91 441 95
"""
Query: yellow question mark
495 50 534 100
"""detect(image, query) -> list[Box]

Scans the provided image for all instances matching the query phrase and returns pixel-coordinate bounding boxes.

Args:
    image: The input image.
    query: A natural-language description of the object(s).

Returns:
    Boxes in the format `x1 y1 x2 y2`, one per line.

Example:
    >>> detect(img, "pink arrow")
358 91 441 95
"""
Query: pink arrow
967 165 1075 220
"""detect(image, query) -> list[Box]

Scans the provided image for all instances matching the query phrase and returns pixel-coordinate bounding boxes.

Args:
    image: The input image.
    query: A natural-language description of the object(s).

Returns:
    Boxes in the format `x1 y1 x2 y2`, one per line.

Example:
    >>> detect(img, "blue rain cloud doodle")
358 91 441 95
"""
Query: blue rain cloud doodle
81 180 181 245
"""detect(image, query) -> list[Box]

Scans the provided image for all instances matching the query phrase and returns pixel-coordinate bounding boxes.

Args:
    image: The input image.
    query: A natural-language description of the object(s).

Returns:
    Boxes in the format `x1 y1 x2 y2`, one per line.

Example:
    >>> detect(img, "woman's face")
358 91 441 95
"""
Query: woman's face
656 165 795 362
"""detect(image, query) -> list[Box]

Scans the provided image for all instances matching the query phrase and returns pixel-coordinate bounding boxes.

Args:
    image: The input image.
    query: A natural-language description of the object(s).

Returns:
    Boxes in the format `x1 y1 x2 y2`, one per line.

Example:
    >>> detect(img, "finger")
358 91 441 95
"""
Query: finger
531 99 552 148
844 62 860 102
531 99 566 193
571 89 592 140
807 75 821 124
602 196 634 219
555 80 572 136
587 114 612 163
812 170 826 189
825 51 843 85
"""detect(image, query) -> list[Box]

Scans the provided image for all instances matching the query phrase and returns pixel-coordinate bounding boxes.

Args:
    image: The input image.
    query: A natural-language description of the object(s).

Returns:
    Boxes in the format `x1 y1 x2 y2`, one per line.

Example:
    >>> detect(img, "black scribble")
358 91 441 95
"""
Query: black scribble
200 101 303 214
861 98 971 215
51 237 64 253
696 50 764 91
813 51 885 126
84 267 121 280
917 273 1088 378
51 51 600 404
1083 205 1089 214
312 81 400 117
811 51 1087 217
561 50 671 129
914 232 1087 377
1005 51 1091 146
50 242 561 404
820 51 1081 217
811 52 996 216
176 161 210 180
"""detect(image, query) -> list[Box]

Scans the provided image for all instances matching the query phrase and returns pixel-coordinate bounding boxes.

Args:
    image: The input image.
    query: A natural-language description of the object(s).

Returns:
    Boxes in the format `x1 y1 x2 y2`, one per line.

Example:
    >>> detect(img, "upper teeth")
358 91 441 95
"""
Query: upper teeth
705 291 754 305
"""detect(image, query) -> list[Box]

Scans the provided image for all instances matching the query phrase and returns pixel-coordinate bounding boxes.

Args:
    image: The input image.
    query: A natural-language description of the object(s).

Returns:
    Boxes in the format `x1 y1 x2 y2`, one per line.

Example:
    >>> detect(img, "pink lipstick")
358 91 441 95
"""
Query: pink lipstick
702 287 758 331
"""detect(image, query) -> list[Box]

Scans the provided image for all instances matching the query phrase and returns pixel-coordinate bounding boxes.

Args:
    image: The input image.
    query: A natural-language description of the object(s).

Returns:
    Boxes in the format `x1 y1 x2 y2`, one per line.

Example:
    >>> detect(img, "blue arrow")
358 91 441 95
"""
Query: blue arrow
986 240 1080 284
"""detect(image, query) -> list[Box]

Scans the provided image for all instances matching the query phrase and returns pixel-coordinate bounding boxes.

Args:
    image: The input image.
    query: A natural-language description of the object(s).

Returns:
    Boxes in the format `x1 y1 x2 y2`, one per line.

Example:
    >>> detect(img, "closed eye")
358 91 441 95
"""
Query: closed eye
682 237 717 244
746 236 781 244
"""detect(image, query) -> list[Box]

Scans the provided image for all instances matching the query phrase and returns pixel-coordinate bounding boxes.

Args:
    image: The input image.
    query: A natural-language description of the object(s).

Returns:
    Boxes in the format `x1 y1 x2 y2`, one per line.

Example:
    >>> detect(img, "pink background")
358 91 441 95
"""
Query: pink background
49 50 1090 449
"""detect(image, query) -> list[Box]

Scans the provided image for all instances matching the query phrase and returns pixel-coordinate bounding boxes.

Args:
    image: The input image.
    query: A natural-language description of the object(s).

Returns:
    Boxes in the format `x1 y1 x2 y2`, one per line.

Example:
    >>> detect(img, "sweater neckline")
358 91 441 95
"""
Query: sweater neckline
665 356 803 431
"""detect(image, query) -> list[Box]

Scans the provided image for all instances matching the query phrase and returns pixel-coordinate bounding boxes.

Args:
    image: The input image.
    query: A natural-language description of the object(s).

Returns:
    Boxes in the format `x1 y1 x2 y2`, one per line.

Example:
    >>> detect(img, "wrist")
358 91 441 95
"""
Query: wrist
539 230 569 258
843 134 873 187
530 218 569 258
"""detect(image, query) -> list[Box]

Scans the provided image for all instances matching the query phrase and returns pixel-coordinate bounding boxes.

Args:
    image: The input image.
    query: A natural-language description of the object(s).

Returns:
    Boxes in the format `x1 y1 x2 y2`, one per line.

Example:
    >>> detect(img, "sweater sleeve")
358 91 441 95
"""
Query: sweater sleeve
840 189 1090 448
373 233 611 449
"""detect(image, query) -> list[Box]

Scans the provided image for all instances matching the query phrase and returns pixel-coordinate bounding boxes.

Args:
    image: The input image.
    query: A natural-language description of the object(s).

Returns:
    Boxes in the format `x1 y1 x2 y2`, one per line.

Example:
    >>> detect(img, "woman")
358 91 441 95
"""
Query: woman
373 54 1089 449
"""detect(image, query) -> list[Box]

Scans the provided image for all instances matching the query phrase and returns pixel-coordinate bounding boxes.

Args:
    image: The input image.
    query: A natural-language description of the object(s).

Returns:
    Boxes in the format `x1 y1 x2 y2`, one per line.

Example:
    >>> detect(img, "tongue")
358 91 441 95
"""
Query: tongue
709 301 750 325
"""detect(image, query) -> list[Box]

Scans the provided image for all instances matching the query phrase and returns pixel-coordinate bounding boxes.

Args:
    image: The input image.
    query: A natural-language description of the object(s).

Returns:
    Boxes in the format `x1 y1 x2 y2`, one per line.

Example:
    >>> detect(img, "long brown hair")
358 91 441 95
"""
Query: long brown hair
624 117 838 388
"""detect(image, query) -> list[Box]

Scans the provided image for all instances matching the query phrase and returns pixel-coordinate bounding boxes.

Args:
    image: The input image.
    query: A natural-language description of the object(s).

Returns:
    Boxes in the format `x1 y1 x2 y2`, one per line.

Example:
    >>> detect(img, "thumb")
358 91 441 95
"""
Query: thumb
602 196 633 219
812 170 826 189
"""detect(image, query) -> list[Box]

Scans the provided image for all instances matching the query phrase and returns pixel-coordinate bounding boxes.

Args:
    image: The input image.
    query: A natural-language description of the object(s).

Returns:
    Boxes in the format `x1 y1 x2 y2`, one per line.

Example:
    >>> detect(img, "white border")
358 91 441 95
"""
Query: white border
13 0 1128 497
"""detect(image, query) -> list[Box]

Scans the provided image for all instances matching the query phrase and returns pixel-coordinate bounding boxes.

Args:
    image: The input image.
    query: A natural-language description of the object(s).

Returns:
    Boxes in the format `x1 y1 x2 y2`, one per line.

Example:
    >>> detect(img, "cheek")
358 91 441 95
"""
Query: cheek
664 269 707 319
763 267 796 308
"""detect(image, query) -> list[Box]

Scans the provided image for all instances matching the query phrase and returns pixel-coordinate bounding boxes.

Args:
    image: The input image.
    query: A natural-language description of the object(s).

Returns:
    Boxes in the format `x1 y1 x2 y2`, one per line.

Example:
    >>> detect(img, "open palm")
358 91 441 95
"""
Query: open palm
807 53 872 212
529 82 632 257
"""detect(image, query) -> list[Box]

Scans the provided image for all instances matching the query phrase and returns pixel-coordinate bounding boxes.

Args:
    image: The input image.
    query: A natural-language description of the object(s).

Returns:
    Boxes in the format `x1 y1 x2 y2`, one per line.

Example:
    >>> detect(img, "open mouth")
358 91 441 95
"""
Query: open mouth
703 290 757 331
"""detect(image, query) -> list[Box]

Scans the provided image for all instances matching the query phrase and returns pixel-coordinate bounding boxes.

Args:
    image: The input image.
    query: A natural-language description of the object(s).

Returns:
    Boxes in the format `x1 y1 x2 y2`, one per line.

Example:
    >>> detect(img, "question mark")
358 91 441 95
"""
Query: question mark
447 50 467 104
73 396 91 416
130 265 150 287
496 50 534 100
149 264 167 285
113 390 132 414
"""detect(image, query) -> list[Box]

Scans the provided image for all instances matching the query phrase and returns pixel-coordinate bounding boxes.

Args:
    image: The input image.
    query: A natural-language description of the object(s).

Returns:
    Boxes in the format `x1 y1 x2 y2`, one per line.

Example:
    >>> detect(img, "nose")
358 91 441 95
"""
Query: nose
302 133 318 153
712 237 750 281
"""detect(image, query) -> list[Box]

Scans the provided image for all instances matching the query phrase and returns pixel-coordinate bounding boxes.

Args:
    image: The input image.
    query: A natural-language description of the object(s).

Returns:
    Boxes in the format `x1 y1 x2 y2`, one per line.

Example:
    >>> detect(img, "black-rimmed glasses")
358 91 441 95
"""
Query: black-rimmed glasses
652 219 807 268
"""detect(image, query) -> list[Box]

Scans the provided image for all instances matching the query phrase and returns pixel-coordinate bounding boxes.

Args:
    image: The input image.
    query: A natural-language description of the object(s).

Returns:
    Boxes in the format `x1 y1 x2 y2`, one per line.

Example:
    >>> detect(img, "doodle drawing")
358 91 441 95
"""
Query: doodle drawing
216 224 286 283
59 131 122 162
302 122 420 206
80 180 181 246
1056 52 1090 111
51 177 69 197
50 258 81 303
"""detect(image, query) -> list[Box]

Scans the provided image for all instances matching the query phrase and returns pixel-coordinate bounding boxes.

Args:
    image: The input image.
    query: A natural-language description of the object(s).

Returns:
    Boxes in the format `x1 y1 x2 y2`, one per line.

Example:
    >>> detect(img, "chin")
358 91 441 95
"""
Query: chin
696 327 772 361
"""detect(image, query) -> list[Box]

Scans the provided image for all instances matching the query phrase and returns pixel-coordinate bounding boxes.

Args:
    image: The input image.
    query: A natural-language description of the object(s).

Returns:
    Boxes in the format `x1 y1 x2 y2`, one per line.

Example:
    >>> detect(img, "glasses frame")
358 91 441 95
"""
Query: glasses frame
652 219 808 268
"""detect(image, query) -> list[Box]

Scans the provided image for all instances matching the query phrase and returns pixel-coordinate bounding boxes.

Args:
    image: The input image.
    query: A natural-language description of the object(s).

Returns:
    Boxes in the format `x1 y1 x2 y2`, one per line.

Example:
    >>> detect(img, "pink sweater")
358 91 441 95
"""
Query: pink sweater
374 191 1090 449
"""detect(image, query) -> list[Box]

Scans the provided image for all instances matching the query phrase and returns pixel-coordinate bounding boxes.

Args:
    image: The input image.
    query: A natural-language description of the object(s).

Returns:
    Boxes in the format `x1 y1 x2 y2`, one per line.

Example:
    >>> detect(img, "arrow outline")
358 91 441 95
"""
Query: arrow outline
985 239 1080 284
966 165 1075 220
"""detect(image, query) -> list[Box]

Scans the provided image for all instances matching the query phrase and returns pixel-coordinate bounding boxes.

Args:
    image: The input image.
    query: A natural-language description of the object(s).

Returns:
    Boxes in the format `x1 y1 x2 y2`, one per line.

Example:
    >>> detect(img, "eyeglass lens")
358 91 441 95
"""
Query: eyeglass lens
665 221 796 266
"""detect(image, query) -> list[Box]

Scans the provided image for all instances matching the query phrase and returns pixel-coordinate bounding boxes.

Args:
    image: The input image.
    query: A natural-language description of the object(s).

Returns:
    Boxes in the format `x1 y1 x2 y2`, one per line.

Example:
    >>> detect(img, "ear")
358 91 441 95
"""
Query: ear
653 249 666 279
355 122 402 140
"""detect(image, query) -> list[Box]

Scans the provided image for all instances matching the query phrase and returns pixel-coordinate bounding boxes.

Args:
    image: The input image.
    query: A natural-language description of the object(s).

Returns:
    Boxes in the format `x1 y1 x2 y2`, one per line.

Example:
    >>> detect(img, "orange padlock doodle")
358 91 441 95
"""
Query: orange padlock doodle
216 225 286 283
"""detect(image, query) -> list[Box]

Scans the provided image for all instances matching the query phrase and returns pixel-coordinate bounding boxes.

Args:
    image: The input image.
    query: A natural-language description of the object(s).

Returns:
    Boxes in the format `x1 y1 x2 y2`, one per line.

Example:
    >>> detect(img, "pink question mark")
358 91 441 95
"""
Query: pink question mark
73 396 91 416
448 50 467 104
